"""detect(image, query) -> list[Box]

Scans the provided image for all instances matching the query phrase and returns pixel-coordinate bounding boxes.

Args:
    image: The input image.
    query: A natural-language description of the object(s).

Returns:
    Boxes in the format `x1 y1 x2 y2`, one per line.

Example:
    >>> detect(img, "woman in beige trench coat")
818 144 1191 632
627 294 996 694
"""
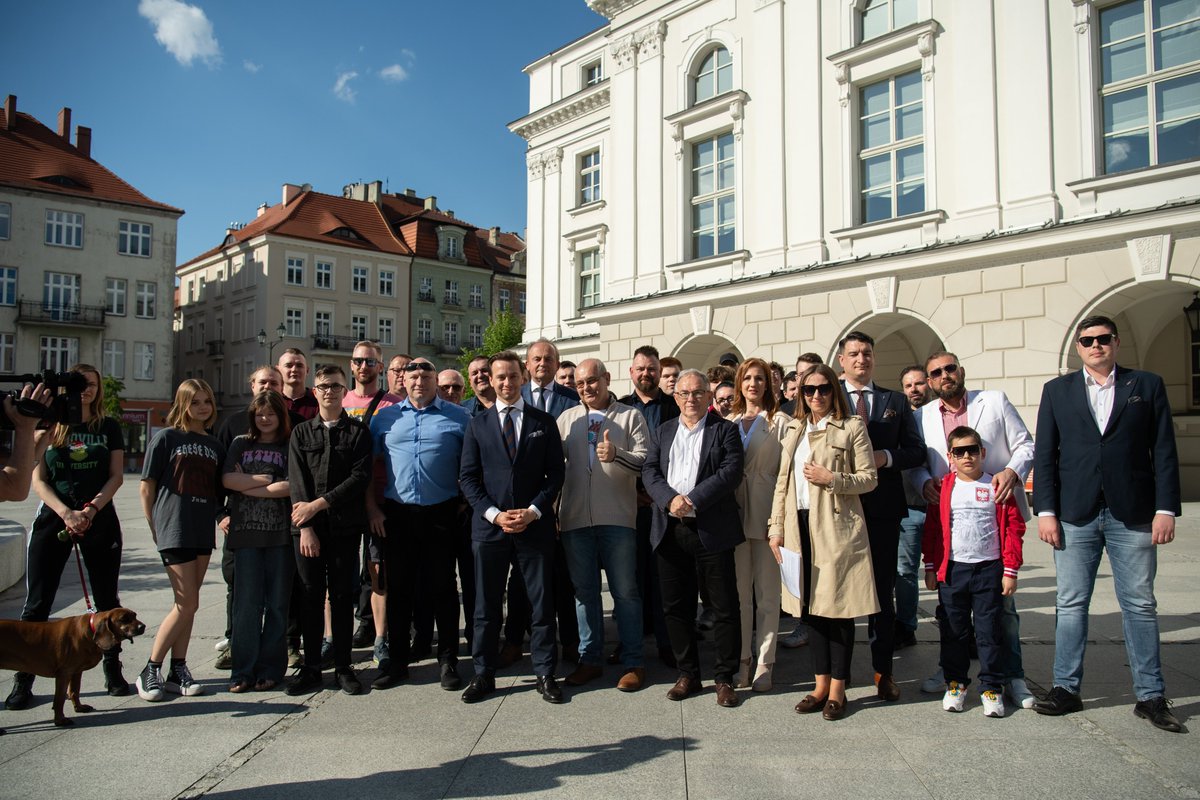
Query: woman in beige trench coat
768 363 879 721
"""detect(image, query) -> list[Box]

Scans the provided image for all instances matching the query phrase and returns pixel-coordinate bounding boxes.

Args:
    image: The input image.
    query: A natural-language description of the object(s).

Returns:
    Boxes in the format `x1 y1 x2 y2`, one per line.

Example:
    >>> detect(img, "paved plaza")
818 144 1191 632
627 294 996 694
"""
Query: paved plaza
0 484 1197 799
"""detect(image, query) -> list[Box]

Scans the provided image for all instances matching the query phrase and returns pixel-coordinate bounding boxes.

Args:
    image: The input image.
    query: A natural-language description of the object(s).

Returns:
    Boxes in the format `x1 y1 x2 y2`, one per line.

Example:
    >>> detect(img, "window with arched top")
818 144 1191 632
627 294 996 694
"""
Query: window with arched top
692 46 733 105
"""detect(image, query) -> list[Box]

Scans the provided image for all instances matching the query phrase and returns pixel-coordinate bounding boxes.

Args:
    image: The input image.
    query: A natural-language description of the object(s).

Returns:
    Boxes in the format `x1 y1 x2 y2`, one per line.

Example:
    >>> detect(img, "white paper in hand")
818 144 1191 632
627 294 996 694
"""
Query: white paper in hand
779 546 802 599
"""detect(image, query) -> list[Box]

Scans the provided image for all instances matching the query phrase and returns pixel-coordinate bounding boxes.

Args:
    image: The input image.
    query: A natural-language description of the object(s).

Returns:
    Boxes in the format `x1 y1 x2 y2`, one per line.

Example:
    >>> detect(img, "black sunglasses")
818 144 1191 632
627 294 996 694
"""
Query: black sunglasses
403 362 435 372
928 363 959 380
1078 333 1115 348
800 384 834 397
949 444 981 458
350 357 379 367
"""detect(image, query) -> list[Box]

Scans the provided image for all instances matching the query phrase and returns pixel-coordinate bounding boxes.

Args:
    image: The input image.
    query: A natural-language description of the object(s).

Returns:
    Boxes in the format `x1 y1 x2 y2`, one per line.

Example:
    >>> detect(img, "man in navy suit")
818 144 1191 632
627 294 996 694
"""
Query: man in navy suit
1032 316 1182 732
642 369 745 708
521 338 581 417
459 351 566 704
838 331 925 702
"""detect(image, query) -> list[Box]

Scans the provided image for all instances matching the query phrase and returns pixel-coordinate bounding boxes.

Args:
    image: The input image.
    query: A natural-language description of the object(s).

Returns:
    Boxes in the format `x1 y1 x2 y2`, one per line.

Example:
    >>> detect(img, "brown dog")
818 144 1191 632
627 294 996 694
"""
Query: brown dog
0 608 145 727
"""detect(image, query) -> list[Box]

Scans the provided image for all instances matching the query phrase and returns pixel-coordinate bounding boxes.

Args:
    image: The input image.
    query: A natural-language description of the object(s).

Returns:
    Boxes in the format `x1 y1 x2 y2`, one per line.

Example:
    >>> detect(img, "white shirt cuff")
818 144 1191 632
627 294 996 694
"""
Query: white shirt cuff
485 506 501 524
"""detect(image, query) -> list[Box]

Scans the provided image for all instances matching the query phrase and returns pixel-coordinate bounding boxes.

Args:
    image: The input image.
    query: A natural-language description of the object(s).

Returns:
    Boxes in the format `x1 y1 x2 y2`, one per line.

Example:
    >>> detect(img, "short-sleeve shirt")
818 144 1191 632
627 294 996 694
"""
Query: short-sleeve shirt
223 436 290 549
141 428 225 551
42 417 124 507
949 472 1001 563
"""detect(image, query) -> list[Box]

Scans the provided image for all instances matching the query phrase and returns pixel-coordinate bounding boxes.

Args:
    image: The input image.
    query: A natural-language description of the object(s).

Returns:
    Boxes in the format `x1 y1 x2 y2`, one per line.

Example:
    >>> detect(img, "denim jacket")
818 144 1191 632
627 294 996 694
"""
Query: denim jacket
288 412 373 535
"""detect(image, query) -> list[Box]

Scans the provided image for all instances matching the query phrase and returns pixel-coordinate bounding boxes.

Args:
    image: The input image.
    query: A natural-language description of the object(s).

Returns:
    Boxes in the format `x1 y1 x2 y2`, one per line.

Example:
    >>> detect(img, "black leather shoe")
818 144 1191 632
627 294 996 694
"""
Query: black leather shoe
1033 686 1083 716
1134 696 1184 733
334 669 362 696
461 675 496 704
5 673 33 710
285 667 323 697
371 665 409 690
440 661 463 691
351 623 374 649
536 675 564 704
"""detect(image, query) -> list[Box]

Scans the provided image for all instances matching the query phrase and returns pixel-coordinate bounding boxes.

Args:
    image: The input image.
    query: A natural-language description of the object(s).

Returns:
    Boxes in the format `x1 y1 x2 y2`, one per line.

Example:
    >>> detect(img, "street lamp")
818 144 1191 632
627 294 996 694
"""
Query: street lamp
1184 292 1200 341
258 321 288 362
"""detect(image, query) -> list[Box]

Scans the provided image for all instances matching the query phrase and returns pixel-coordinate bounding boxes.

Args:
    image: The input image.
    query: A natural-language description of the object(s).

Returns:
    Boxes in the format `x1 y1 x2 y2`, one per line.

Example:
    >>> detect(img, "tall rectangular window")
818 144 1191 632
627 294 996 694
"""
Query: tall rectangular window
103 339 125 379
41 336 78 372
378 318 393 346
135 281 157 318
499 288 511 311
860 0 918 42
351 314 367 340
0 202 10 240
106 278 126 315
118 220 152 256
45 210 83 248
519 291 527 314
314 310 332 337
469 322 483 348
352 265 368 293
0 333 14 372
444 280 459 305
315 260 333 289
285 308 304 337
470 284 483 308
378 269 394 297
446 237 461 259
859 69 925 223
0 268 16 306
580 150 601 205
43 272 80 320
417 318 432 344
1100 0 1200 173
584 60 604 86
286 257 304 286
579 250 601 309
691 132 736 258
443 321 458 349
419 276 433 301
133 342 155 380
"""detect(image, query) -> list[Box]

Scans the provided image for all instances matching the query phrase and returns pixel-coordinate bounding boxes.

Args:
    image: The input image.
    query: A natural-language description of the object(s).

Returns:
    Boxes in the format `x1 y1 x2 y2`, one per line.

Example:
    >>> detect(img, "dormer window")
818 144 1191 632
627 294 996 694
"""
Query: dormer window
39 174 85 189
692 46 732 105
437 226 466 262
328 226 362 240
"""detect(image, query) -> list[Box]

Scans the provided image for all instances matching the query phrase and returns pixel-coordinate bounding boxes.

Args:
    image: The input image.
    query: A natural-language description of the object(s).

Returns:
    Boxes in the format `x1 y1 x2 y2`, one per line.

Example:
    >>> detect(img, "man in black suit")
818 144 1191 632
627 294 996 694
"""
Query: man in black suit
1031 316 1183 732
837 331 925 702
642 369 744 708
458 351 566 705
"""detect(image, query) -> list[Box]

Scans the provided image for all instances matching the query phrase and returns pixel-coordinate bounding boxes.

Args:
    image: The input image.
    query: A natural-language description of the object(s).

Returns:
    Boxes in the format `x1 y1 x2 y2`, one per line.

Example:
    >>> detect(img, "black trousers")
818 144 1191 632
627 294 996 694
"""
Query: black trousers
294 531 359 671
807 615 856 680
503 541 579 653
865 515 901 676
222 537 234 638
382 499 461 665
24 507 122 621
472 534 557 677
656 519 740 683
635 506 669 647
939 559 1004 691
455 501 475 651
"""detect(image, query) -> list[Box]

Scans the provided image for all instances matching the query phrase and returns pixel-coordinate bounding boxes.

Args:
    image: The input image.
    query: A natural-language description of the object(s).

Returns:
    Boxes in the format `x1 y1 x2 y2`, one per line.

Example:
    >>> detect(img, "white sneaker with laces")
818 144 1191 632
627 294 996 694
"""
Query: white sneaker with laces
215 637 230 652
921 668 946 694
137 663 164 702
981 689 1005 718
942 680 967 712
164 662 204 696
1006 678 1035 709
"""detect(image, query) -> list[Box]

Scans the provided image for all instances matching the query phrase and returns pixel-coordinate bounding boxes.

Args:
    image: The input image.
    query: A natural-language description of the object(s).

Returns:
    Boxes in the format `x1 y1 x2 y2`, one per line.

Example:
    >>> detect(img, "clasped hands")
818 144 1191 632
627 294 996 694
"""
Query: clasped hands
497 508 537 534
668 494 694 518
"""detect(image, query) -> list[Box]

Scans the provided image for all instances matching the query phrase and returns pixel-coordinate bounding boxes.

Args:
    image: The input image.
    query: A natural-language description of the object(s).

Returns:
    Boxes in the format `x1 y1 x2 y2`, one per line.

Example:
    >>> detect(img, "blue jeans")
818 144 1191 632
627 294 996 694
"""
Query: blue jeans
1053 510 1164 700
895 507 924 632
561 525 643 668
231 544 294 684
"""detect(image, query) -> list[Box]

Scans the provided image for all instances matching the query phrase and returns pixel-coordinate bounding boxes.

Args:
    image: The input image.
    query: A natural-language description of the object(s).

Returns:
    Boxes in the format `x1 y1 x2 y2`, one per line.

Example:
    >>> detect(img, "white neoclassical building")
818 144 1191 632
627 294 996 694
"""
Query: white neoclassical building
510 0 1200 497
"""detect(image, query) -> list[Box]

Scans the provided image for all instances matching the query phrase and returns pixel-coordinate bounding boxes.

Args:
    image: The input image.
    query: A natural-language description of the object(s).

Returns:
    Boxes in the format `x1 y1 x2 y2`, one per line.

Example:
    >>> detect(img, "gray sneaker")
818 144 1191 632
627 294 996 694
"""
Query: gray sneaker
779 623 808 649
373 639 390 667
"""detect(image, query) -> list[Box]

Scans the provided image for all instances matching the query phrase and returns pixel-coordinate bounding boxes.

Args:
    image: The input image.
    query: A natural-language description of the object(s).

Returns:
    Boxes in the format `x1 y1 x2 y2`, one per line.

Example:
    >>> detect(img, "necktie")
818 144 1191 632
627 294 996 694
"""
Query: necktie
502 407 517 462
535 387 546 411
855 390 868 420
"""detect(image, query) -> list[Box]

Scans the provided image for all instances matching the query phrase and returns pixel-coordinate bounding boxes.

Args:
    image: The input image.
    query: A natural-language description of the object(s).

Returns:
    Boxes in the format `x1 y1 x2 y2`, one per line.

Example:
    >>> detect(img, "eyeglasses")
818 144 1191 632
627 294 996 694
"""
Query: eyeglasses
949 444 981 458
387 367 407 375
403 362 435 372
440 384 464 393
1077 333 1115 348
314 383 346 394
674 390 710 400
928 363 959 380
714 395 734 405
800 384 834 397
350 358 379 367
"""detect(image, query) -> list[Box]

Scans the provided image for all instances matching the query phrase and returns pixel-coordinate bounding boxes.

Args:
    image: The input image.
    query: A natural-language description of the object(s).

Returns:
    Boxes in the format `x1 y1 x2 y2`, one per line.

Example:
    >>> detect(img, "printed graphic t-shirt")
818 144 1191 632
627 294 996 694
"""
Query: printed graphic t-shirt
141 428 225 551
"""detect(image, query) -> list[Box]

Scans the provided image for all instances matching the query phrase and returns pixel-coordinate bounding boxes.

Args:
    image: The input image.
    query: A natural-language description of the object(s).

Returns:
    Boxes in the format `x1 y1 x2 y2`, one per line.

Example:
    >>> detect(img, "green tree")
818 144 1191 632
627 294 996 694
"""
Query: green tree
458 309 527 398
101 375 124 419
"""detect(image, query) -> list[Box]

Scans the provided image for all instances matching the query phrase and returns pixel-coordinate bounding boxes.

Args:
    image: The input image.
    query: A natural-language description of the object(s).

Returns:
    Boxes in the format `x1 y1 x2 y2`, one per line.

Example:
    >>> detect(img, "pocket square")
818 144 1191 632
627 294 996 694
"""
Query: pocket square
528 429 545 438
883 408 897 420
1127 395 1143 404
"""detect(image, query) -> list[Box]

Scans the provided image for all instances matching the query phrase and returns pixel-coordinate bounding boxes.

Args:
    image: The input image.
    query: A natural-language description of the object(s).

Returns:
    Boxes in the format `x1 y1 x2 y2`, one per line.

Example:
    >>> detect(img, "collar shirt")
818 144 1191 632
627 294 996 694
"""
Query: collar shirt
1083 367 1117 433
844 379 875 418
370 395 469 506
530 382 553 411
494 397 527 442
666 416 707 516
793 415 831 510
939 399 970 471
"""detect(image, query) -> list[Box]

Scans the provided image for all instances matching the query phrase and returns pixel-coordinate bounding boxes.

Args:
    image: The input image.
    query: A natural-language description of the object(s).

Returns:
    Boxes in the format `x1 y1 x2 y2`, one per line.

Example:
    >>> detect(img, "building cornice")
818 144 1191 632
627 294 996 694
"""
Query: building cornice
587 0 644 19
508 83 611 141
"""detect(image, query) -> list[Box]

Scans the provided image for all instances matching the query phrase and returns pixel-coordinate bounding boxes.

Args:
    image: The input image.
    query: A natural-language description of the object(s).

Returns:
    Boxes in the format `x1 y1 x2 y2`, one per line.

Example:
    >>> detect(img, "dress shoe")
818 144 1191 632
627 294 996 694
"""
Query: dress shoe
536 675 564 704
1033 686 1083 716
334 669 362 696
794 694 827 714
371 665 409 690
461 675 496 704
617 668 645 692
606 646 622 665
875 672 900 702
496 642 524 669
658 646 677 668
1134 696 1184 733
351 622 374 649
565 664 603 686
440 661 463 691
822 698 846 721
715 682 739 708
751 664 773 693
666 675 702 701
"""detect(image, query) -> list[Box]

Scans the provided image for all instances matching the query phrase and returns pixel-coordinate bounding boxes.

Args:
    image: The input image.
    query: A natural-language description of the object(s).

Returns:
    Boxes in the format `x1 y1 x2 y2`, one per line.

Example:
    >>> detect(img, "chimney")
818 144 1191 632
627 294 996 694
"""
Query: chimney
423 195 437 211
74 126 91 159
4 95 15 131
256 202 269 217
445 209 454 219
367 180 382 204
489 226 500 246
57 107 71 139
404 188 416 198
282 183 304 205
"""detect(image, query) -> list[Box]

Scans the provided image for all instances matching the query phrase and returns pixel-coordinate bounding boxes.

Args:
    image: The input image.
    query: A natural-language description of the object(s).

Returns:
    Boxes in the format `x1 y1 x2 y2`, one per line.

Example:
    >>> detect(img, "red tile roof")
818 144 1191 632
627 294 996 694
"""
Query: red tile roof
0 106 182 214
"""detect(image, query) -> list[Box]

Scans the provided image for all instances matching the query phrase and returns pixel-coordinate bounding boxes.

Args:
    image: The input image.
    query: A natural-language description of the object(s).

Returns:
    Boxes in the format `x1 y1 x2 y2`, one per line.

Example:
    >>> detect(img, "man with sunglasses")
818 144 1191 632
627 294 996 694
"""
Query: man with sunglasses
1031 316 1182 732
386 354 413 400
909 351 1036 707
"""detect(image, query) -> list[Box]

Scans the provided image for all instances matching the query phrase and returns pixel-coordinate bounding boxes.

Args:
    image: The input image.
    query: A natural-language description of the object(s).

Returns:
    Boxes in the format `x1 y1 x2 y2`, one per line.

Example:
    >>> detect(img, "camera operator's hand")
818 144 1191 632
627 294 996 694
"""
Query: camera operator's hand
0 383 53 502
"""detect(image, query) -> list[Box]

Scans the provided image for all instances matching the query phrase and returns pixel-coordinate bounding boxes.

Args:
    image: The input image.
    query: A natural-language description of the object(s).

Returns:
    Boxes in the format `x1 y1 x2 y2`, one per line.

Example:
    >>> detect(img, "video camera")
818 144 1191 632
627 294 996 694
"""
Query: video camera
0 371 88 430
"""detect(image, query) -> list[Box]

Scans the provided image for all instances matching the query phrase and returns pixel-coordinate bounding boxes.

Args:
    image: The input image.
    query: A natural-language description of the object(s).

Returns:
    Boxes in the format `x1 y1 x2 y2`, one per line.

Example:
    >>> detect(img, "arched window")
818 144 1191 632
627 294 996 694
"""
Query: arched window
692 46 732 105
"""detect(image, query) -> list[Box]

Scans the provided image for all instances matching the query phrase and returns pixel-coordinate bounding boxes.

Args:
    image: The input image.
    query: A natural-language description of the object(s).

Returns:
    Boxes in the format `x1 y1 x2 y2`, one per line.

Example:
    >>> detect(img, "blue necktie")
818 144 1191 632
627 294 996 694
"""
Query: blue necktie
502 407 517 462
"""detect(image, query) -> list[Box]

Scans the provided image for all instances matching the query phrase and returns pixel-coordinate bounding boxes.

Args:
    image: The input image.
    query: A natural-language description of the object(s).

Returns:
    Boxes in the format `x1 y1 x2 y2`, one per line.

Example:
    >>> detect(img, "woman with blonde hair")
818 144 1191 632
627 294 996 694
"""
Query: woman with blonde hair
729 357 791 692
138 379 225 701
5 365 127 712
769 364 878 720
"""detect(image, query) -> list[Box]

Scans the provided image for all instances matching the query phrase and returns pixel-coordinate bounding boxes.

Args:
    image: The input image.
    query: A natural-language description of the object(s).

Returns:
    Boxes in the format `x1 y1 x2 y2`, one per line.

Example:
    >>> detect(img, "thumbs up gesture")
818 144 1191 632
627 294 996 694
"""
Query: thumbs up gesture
595 428 615 463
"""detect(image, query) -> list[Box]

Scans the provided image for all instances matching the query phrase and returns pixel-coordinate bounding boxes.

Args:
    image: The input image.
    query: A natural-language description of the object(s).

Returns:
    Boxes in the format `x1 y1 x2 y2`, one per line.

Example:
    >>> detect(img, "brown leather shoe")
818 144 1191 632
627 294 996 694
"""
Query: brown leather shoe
794 694 827 714
496 642 523 669
822 698 846 720
715 682 739 708
617 668 645 692
875 672 900 702
666 675 701 701
564 664 603 686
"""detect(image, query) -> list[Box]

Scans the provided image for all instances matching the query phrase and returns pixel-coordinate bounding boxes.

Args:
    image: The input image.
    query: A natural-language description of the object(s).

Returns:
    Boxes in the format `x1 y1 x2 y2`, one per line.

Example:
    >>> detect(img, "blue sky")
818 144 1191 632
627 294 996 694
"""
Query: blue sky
2 0 605 262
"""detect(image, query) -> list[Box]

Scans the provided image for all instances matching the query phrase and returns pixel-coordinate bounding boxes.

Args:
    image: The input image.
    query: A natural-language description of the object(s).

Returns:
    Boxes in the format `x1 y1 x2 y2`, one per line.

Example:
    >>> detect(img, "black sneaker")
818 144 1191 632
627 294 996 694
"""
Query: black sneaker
285 667 323 696
136 663 165 702
1134 696 1184 733
371 664 409 690
102 656 130 696
335 669 362 696
319 640 335 670
351 622 373 649
5 673 33 710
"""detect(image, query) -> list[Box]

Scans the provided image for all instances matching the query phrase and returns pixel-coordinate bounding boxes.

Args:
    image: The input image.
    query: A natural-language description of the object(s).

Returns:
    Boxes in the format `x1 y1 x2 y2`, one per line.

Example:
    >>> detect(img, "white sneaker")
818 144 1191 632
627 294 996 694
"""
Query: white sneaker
921 668 946 694
981 689 1005 718
164 662 204 696
1006 678 1035 709
942 681 967 712
215 637 230 652
779 624 809 649
137 663 164 702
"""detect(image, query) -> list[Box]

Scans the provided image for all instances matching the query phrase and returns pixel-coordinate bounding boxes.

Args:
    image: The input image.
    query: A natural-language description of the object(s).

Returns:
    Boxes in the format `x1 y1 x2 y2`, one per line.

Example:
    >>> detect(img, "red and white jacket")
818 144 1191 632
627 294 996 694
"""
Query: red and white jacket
922 472 1025 581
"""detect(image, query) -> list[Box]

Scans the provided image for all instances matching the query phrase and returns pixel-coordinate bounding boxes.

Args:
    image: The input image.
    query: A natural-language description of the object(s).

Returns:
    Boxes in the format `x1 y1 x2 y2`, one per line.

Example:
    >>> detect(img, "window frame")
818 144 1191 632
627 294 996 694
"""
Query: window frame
498 287 511 311
118 220 152 257
315 260 333 290
44 209 83 248
856 68 927 224
579 148 602 206
350 314 368 341
0 267 16 307
858 0 920 44
578 249 601 310
285 307 304 338
40 335 79 372
419 276 434 301
583 59 604 87
691 45 734 106
133 341 155 381
443 320 459 350
469 283 484 309
378 269 394 297
0 332 14 373
416 318 432 345
105 277 126 316
689 131 738 259
0 202 10 240
444 279 460 306
286 256 305 287
377 317 394 346
135 280 157 319
351 265 369 294
103 339 126 379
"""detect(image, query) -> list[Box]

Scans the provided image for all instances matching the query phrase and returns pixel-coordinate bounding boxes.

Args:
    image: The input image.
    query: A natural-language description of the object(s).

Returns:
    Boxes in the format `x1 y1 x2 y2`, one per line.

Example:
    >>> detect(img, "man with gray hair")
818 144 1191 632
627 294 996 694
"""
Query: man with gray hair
557 359 651 691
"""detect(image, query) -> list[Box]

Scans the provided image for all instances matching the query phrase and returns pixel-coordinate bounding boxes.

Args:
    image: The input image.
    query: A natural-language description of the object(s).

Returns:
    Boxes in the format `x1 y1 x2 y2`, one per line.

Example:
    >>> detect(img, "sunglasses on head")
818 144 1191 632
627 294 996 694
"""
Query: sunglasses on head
928 363 959 380
350 357 379 367
800 384 834 397
1077 333 1114 348
404 362 435 372
949 444 981 458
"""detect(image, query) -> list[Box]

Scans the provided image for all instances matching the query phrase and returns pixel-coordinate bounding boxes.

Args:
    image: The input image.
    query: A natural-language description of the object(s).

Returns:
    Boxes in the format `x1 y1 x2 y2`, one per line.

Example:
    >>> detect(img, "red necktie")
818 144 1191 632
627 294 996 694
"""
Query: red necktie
855 390 868 420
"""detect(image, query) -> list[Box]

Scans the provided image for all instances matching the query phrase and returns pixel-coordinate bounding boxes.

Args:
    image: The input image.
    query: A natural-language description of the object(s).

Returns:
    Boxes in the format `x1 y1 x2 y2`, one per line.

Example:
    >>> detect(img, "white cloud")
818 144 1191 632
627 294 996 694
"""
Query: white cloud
243 60 261 74
333 71 359 103
380 64 408 82
138 0 221 67
401 48 416 61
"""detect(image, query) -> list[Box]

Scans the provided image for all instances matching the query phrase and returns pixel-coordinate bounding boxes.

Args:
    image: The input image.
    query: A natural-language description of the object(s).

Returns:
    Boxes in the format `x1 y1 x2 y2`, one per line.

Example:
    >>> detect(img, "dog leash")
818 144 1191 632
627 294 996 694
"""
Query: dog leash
57 529 97 615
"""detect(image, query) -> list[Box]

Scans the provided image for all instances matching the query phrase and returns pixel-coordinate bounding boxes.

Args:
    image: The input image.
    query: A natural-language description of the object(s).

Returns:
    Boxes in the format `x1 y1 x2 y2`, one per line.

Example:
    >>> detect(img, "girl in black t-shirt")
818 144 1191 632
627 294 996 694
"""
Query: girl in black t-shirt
5 365 127 712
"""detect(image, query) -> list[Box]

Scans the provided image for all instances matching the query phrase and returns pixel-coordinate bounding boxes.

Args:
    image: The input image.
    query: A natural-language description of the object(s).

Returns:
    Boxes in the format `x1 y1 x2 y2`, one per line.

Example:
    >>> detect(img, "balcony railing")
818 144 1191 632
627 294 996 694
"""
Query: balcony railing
311 334 364 352
417 292 435 302
443 296 461 307
206 340 224 357
16 300 106 327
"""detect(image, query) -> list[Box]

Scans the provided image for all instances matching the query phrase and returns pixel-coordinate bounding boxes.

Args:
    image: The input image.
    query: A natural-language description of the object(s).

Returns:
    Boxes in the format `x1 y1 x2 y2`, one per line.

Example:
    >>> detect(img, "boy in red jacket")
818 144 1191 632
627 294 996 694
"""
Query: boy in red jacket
923 425 1025 718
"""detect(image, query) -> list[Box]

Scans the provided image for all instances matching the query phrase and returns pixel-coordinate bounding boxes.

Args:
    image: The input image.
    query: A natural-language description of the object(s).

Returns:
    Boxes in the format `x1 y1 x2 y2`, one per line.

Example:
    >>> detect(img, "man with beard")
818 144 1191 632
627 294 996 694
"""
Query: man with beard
909 351 1036 709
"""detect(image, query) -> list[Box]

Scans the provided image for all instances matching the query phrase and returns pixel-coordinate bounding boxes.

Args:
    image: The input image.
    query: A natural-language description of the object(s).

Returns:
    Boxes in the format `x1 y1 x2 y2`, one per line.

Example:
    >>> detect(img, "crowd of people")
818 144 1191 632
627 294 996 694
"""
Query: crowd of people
1 313 1185 733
